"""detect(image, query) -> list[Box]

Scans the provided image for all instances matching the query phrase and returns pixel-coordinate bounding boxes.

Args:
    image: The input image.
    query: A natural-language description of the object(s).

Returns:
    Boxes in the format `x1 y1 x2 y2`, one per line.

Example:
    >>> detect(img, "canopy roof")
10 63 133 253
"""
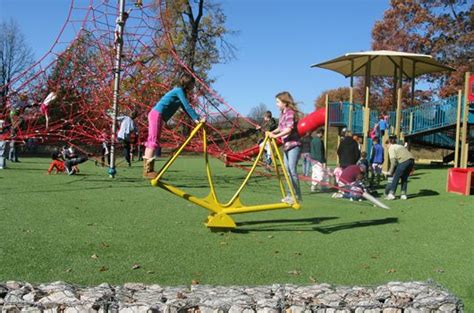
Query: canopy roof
311 50 455 79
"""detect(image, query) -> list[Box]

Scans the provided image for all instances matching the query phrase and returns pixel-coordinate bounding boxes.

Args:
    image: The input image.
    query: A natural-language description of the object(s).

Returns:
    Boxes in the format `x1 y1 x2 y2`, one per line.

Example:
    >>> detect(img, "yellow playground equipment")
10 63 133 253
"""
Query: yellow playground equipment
150 122 301 229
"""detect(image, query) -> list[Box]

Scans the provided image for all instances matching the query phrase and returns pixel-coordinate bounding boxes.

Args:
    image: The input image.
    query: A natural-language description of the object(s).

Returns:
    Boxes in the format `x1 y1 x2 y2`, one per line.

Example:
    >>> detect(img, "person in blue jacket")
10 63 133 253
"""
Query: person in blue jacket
143 75 204 177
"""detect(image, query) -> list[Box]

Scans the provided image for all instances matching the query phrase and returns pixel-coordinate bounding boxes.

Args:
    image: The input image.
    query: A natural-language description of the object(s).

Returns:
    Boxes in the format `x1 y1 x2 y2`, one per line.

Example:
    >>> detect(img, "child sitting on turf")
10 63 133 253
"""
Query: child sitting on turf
47 149 66 174
332 164 367 200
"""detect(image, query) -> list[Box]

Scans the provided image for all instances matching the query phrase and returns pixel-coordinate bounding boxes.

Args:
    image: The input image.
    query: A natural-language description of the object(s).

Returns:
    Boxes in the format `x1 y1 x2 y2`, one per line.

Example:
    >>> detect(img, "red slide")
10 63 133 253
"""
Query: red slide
225 108 326 165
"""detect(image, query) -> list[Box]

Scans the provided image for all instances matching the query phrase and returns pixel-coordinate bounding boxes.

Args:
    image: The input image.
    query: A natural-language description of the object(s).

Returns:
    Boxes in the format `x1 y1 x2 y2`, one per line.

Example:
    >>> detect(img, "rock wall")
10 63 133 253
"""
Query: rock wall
0 280 463 312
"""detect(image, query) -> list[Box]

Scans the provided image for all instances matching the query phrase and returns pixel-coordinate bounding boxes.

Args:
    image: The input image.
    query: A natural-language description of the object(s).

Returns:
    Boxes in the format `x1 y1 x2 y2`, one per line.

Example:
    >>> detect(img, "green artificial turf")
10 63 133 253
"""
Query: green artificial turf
0 157 473 309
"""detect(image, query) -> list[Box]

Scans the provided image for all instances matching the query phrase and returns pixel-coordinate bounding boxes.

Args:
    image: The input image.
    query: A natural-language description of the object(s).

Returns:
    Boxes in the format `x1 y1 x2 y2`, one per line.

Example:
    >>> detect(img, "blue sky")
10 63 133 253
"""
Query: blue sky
1 0 389 116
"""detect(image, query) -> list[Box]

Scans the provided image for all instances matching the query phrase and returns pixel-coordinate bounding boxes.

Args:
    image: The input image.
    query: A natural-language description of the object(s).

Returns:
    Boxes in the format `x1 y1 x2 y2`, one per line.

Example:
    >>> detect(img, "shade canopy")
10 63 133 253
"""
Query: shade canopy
311 50 455 78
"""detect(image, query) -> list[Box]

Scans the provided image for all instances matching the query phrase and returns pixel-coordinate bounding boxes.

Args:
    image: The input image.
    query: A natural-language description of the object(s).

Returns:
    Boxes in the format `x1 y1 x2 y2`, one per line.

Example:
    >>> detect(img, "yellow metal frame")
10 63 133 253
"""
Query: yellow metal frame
150 122 301 229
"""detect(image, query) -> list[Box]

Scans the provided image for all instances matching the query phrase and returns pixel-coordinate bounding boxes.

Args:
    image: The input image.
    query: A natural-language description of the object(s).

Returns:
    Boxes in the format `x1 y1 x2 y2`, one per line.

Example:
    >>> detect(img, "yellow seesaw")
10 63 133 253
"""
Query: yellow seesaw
150 122 300 229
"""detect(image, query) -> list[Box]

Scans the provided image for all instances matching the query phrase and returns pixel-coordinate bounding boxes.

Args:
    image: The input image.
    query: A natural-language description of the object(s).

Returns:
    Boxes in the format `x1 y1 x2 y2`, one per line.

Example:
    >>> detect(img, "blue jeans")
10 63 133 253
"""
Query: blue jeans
0 141 6 168
284 146 302 200
388 159 414 195
302 153 312 177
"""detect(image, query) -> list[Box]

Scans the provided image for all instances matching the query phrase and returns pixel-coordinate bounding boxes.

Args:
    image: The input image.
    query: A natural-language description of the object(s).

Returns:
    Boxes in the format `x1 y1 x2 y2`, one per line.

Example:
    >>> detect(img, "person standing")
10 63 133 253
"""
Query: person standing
256 111 278 169
268 91 302 204
384 136 415 200
117 110 138 167
143 75 204 178
310 128 326 192
369 136 384 184
300 132 312 177
337 129 360 169
0 119 8 169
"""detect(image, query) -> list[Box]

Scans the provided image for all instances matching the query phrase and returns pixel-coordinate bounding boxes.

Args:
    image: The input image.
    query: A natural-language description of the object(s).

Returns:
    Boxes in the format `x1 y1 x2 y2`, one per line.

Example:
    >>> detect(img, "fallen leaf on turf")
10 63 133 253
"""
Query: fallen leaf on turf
287 270 300 276
99 266 108 272
434 268 444 273
294 252 302 256
65 268 72 273
219 241 228 245
191 280 199 285
274 250 280 254
100 242 110 248
91 254 99 259
146 271 155 274
131 264 141 270
386 268 396 273
267 235 274 239
309 276 317 283
361 264 370 269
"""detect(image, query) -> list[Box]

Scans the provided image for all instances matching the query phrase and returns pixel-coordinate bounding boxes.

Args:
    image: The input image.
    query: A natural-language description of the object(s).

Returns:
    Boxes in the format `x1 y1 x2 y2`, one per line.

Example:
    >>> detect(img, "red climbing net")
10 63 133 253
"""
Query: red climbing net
1 0 259 162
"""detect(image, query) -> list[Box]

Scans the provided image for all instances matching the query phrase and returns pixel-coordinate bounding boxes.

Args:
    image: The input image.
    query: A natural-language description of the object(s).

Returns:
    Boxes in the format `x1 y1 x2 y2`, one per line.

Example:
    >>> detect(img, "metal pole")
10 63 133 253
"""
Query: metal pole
109 0 127 178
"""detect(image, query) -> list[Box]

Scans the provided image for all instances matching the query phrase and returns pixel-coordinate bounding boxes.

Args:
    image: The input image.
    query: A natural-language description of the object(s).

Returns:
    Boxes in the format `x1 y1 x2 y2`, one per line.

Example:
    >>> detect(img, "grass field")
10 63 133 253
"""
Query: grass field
0 156 473 310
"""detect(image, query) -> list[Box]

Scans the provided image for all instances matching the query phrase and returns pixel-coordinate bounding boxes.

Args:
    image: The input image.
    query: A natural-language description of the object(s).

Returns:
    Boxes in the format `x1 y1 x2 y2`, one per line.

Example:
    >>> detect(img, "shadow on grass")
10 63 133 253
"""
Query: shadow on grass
408 189 440 199
231 216 339 233
313 217 398 234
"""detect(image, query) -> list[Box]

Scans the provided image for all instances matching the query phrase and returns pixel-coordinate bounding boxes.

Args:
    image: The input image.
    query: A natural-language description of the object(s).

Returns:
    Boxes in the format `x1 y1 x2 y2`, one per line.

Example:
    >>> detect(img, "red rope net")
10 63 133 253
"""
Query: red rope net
1 0 259 161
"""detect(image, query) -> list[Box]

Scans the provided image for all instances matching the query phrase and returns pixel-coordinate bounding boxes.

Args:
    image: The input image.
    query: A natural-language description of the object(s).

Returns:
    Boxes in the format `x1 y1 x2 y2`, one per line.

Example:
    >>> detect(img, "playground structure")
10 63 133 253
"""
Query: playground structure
313 52 473 196
0 0 265 173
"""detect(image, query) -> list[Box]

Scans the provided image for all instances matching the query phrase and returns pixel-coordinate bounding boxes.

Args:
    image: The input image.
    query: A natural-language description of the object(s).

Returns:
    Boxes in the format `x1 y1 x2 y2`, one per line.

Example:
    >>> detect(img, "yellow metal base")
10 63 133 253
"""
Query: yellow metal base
151 122 301 230
205 213 236 229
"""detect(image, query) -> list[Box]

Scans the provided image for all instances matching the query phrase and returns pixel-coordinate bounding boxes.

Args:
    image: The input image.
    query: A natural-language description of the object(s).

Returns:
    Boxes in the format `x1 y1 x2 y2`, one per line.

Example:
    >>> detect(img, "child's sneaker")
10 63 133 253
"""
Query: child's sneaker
384 193 396 200
400 194 408 200
331 192 343 198
281 196 295 205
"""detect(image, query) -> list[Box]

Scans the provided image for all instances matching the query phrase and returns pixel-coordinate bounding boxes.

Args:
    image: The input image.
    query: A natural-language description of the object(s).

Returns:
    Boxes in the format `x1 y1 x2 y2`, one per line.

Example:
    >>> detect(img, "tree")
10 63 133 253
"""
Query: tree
0 19 34 108
248 103 269 124
161 0 236 84
313 87 366 108
371 0 473 100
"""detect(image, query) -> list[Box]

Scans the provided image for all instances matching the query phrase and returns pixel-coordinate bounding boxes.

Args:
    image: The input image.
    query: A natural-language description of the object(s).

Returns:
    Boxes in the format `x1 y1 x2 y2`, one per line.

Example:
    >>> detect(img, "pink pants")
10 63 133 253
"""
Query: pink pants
40 103 48 116
145 109 163 149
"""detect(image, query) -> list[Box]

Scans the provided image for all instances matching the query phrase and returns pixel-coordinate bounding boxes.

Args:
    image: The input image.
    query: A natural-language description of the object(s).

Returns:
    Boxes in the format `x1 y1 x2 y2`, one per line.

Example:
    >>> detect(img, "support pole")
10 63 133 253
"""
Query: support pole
454 90 462 167
348 61 354 130
460 72 470 168
395 59 403 139
411 61 416 106
109 0 127 178
324 94 329 161
363 87 370 153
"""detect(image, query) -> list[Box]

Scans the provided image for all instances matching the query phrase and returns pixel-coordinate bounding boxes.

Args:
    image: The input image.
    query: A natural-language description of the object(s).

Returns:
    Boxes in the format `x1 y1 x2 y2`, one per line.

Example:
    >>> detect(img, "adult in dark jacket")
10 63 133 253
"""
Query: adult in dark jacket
337 129 360 169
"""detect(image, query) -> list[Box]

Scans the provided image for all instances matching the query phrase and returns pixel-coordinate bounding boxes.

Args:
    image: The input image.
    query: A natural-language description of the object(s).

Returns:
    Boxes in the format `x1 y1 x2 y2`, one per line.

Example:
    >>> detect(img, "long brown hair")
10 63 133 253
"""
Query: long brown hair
275 91 301 120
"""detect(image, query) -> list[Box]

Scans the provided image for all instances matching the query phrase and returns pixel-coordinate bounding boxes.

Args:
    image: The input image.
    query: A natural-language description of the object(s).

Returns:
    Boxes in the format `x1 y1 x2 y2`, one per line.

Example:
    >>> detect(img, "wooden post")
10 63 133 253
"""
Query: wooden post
324 94 329 161
395 87 402 138
362 86 370 153
454 90 462 167
348 87 353 131
460 72 470 168
409 112 413 134
382 131 390 172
